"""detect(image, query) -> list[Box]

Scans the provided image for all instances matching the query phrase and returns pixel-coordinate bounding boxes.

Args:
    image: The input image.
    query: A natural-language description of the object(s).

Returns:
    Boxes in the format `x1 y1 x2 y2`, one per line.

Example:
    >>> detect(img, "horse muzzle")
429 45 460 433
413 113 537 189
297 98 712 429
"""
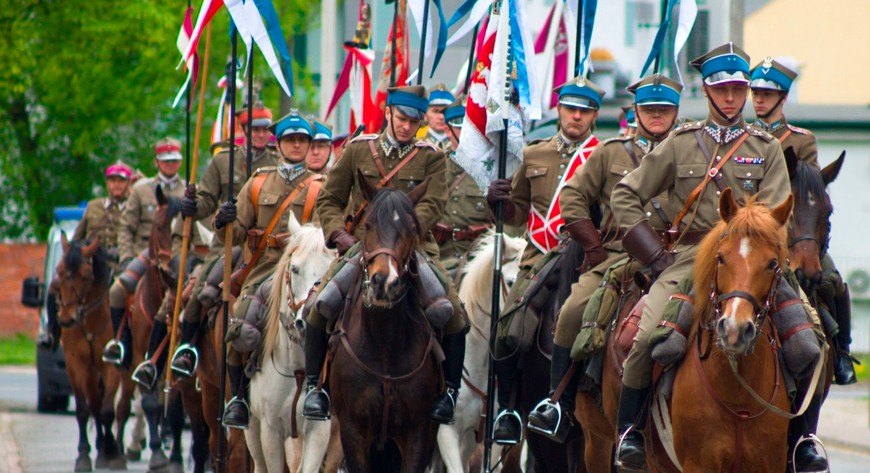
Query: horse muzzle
363 271 407 309
716 313 758 354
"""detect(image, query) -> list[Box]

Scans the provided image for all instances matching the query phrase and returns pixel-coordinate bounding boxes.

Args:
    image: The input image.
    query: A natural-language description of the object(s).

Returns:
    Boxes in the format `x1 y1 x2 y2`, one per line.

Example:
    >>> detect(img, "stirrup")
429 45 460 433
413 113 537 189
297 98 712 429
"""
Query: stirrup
221 396 250 430
614 426 645 471
493 409 523 445
792 434 830 473
170 343 199 377
102 340 125 365
302 388 332 421
131 360 157 390
527 399 571 443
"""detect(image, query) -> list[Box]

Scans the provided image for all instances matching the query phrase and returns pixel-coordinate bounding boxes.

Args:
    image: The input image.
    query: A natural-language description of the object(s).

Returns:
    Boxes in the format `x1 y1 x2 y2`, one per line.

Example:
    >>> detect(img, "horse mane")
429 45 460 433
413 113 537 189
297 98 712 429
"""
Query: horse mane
261 224 326 359
458 230 525 312
693 196 788 323
363 188 424 242
792 159 828 205
64 239 110 286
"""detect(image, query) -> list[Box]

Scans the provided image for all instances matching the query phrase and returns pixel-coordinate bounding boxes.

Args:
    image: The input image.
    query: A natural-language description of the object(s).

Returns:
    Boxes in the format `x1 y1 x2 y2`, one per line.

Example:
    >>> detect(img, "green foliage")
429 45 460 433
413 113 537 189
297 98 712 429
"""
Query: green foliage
0 0 320 240
0 334 36 366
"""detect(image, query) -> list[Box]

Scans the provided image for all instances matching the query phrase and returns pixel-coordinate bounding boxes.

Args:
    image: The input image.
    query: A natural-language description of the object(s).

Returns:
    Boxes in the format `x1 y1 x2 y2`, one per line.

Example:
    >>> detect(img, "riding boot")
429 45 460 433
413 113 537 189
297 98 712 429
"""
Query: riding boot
38 294 61 352
833 284 857 385
302 323 331 420
170 320 200 377
132 321 167 390
614 384 650 471
432 332 466 424
527 345 578 442
789 395 828 473
492 354 523 445
222 365 250 429
102 307 128 366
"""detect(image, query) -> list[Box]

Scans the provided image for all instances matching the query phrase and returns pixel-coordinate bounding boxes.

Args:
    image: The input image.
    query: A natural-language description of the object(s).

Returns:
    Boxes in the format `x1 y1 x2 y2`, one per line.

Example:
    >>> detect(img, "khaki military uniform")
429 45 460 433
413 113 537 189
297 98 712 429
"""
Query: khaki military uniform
435 157 492 273
427 129 451 152
311 132 468 334
553 136 671 347
611 119 791 390
74 197 126 249
755 118 818 169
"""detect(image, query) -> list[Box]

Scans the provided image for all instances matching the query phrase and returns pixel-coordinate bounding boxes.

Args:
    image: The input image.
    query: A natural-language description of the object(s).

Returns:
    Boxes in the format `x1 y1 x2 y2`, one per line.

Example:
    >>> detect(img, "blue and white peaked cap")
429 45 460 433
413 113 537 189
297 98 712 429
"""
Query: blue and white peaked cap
750 57 797 92
311 119 333 142
269 110 314 139
387 85 429 120
554 76 605 110
621 105 637 128
428 83 455 107
690 42 751 86
627 74 682 107
443 95 467 127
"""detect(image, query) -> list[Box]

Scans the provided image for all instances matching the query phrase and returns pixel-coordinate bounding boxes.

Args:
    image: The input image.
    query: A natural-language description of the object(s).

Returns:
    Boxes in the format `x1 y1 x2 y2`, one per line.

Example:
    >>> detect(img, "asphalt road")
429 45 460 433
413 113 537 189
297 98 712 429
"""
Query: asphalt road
1 366 868 472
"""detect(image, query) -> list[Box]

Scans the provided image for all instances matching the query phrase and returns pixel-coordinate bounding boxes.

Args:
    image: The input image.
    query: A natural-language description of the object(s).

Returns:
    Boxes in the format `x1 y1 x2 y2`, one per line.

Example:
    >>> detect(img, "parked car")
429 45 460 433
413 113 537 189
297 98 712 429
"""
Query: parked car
21 207 85 413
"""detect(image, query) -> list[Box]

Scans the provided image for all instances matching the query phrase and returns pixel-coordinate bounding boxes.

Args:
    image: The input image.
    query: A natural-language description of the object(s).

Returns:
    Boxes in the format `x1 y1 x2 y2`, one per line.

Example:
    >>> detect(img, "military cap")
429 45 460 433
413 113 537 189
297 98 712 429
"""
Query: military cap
387 85 430 120
554 76 605 110
311 119 333 142
627 74 683 107
105 162 133 180
237 104 274 128
428 83 455 107
690 42 751 86
750 57 797 92
154 138 182 161
443 94 467 128
269 110 314 139
621 105 637 128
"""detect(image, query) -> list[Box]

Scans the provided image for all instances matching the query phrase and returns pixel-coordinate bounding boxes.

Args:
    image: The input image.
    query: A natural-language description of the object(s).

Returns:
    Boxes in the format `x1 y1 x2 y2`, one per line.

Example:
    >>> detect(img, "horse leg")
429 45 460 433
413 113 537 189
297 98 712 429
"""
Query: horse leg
261 419 287 473
126 392 147 461
98 368 127 470
400 425 438 473
111 375 134 466
244 416 268 473
228 428 249 472
338 423 371 473
179 382 210 473
299 419 333 473
435 425 464 473
73 388 94 472
141 388 170 470
165 391 186 472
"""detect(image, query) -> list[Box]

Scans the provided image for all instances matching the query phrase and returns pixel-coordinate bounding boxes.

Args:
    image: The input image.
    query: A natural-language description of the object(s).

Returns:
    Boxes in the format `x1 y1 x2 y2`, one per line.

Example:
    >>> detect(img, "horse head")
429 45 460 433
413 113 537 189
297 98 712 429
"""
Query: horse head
785 148 844 293
56 232 107 321
357 169 429 308
150 184 181 284
286 217 335 324
694 188 793 355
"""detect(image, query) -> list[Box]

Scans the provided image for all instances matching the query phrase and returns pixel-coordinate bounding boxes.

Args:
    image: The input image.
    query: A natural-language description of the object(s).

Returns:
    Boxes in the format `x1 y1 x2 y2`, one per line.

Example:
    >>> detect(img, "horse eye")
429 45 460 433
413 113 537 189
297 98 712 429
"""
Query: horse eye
291 265 300 275
717 254 725 265
767 260 778 270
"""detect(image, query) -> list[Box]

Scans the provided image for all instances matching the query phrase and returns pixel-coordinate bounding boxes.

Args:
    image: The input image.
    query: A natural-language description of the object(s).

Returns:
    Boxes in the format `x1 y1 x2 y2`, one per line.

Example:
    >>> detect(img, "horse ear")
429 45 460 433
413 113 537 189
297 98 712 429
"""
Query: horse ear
771 194 794 227
406 177 430 206
784 147 798 181
286 209 302 236
82 238 101 257
155 184 167 206
821 151 845 186
61 231 70 253
718 187 739 222
357 169 378 202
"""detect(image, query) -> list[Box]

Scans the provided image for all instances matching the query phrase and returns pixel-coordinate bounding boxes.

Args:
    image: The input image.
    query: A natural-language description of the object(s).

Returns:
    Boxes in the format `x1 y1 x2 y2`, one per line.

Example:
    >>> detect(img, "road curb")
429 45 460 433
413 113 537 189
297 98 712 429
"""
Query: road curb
0 412 23 473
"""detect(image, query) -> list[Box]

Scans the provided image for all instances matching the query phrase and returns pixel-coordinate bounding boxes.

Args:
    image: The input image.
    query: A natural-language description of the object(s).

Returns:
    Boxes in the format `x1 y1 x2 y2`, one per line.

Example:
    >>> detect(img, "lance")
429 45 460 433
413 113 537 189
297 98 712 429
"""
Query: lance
483 5 510 470
415 0 431 85
217 27 239 473
574 0 583 74
390 0 399 87
165 22 213 394
463 22 479 93
246 52 254 178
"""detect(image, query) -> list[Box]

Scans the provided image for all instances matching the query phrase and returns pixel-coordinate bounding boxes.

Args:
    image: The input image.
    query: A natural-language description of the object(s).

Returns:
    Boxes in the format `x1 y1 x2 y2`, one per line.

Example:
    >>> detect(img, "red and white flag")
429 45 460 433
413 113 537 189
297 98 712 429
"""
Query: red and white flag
180 0 224 67
370 0 409 133
172 7 199 109
534 1 568 110
326 44 376 134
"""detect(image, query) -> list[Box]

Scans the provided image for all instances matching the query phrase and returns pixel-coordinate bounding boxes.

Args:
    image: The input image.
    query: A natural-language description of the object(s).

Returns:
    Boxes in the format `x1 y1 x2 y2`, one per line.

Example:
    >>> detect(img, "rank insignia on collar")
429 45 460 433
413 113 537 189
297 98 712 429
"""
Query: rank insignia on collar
733 156 764 165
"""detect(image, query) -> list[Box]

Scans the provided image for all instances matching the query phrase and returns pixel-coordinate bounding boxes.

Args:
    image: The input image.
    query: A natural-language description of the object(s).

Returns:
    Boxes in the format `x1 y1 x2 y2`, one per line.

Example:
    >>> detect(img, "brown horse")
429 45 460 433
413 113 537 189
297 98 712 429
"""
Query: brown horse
56 235 126 471
329 178 441 472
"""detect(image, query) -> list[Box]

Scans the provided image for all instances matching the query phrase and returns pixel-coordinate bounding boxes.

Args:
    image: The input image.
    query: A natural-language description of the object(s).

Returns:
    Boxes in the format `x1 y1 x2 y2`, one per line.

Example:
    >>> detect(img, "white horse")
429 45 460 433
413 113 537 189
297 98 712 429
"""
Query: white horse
246 214 336 473
436 231 527 473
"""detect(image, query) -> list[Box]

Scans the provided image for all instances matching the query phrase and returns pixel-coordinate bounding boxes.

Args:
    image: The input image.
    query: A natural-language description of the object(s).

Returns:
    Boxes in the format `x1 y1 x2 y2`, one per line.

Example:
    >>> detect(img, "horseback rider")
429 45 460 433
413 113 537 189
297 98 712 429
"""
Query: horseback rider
526 74 682 440
487 76 604 445
208 111 324 429
607 43 828 472
167 104 281 383
749 57 857 385
620 105 638 138
422 83 454 151
302 85 468 425
102 139 185 369
306 118 333 173
431 95 493 275
39 162 135 351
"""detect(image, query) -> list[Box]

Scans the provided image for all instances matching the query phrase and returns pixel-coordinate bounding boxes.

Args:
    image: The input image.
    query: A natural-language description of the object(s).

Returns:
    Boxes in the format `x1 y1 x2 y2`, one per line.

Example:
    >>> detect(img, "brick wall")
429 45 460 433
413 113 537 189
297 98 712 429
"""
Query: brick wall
0 244 46 338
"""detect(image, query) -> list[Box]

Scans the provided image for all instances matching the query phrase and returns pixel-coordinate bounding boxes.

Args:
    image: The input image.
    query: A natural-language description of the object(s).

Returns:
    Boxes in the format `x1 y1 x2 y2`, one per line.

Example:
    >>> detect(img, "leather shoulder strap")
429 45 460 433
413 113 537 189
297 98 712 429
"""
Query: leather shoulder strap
367 140 391 184
693 130 727 192
301 176 324 224
250 173 269 216
449 171 468 193
624 140 671 227
249 174 320 269
778 129 793 143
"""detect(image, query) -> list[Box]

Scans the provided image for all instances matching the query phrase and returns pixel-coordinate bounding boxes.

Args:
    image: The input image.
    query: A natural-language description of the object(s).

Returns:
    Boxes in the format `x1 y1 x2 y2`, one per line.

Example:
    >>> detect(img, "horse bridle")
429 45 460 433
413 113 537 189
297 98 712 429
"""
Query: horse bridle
359 244 414 309
56 258 106 328
787 230 830 259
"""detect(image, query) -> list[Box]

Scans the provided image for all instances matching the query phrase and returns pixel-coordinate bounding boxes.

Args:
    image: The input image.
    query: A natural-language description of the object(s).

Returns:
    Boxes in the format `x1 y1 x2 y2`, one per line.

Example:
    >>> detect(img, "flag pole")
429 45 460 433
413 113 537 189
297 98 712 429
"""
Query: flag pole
415 0 431 85
463 22 480 93
217 27 239 473
390 1 399 87
246 52 254 178
574 0 583 74
165 19 213 401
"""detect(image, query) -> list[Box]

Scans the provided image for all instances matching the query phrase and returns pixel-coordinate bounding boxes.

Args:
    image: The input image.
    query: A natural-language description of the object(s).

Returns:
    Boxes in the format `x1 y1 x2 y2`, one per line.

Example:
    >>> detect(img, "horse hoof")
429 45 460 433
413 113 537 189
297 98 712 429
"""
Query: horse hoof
74 454 93 472
107 456 128 470
167 461 185 473
125 448 142 462
149 449 170 470
95 452 109 469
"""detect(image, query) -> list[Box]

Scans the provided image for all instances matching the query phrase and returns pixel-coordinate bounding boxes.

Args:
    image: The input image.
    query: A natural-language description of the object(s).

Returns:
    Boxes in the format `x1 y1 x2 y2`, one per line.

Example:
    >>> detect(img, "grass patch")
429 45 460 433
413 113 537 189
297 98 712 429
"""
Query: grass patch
854 352 869 382
0 334 36 365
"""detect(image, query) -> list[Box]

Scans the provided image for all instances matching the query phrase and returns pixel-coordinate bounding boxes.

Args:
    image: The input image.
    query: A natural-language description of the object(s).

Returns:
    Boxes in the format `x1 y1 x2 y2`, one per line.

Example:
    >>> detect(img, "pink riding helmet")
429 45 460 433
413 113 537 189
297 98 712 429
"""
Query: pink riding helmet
105 162 133 180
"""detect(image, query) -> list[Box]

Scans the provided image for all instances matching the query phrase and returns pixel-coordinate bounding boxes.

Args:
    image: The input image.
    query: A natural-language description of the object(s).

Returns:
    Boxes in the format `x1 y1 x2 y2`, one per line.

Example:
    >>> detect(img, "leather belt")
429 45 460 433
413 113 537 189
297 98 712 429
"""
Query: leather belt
431 223 490 244
667 229 710 246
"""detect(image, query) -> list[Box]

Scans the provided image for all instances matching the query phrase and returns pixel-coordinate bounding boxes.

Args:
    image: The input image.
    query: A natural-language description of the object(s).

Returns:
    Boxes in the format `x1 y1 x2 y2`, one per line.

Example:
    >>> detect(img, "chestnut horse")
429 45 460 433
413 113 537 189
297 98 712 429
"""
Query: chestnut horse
56 236 126 471
329 177 441 472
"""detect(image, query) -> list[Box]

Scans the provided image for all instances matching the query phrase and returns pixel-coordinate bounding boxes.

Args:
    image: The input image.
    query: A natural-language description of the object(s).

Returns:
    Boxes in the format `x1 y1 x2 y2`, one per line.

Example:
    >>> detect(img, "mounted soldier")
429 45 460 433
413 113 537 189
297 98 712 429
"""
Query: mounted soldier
167 105 282 385
302 85 468 425
431 95 492 275
306 118 333 173
607 43 829 473
749 57 857 385
526 74 682 440
422 83 455 151
487 76 604 445
102 139 185 369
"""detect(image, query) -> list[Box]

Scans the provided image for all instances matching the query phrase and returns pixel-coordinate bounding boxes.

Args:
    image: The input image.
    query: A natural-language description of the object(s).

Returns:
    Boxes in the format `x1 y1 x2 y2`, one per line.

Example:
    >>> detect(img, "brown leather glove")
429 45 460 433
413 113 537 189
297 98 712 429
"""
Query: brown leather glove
622 221 673 279
486 178 516 222
565 219 608 273
329 229 359 256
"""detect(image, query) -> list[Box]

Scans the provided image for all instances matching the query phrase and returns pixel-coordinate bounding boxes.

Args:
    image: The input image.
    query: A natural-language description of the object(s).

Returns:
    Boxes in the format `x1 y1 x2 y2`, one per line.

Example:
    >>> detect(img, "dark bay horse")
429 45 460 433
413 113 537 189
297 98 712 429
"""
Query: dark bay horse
329 174 440 472
56 235 126 471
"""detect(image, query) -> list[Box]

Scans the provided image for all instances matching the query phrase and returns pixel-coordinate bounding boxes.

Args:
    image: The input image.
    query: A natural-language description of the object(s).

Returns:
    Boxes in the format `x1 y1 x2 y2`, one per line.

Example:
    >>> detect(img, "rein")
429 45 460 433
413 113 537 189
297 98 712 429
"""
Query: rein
56 258 110 368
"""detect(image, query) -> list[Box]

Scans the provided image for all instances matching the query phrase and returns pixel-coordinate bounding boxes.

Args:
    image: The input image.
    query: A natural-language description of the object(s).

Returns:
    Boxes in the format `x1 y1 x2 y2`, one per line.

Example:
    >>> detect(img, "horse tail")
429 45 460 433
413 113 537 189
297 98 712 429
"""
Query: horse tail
261 242 295 360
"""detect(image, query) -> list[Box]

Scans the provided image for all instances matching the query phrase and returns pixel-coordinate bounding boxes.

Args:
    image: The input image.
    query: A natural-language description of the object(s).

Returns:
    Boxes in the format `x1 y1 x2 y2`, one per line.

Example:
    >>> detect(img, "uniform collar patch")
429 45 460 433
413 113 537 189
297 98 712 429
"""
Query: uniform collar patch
704 122 745 144
379 137 415 160
555 133 582 154
634 136 652 154
753 118 785 133
278 162 306 183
